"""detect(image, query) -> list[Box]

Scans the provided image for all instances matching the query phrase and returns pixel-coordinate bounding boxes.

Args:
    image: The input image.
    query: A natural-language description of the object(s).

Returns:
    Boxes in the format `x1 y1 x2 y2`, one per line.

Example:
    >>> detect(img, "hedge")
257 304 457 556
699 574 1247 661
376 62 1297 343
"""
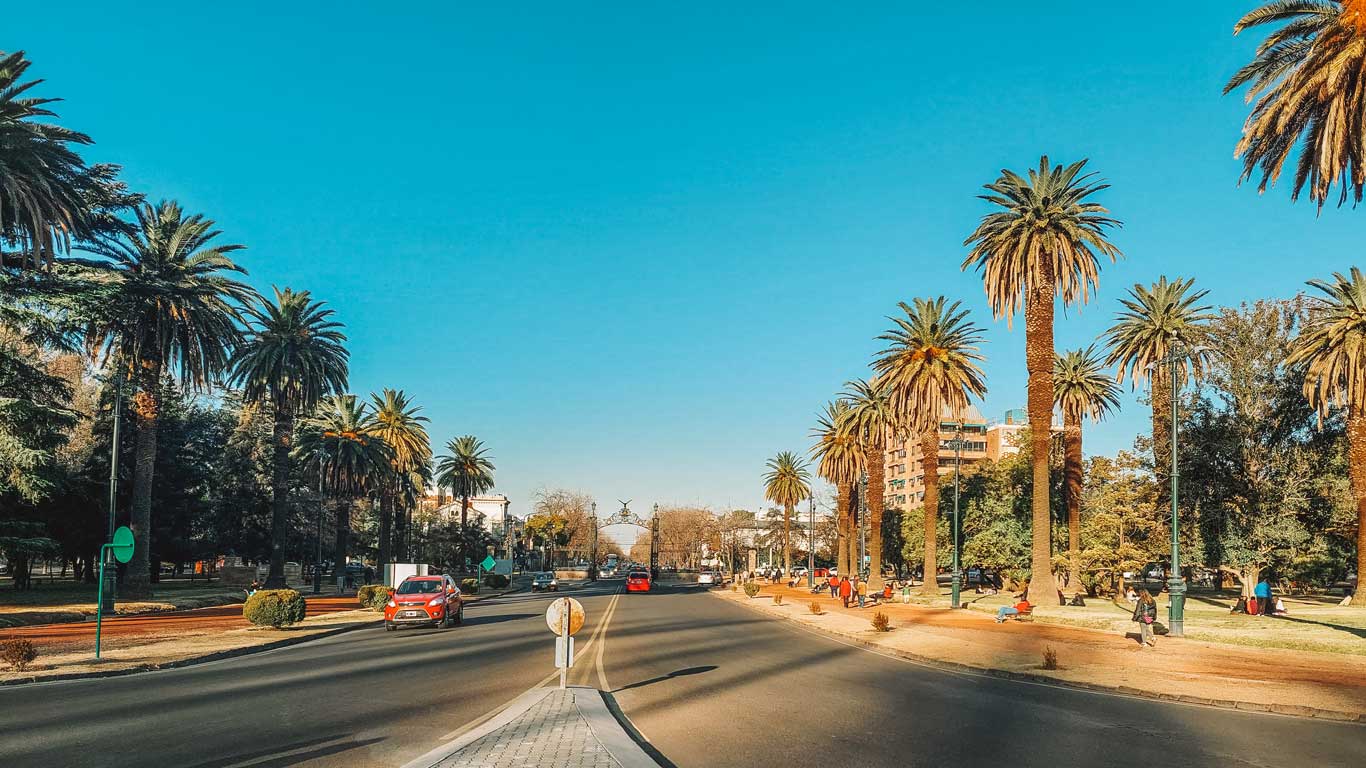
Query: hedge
460 578 480 594
243 589 307 628
357 584 392 611
483 573 510 588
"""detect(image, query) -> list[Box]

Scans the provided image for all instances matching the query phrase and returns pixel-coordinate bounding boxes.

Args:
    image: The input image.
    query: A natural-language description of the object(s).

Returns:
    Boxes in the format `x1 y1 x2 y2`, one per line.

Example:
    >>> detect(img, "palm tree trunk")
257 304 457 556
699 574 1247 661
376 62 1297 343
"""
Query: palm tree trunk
377 486 393 581
264 400 294 589
919 428 940 596
847 482 860 577
1349 410 1366 606
334 497 351 583
1151 365 1171 509
1025 279 1059 603
782 503 792 575
866 442 886 590
124 358 162 599
1064 411 1083 592
835 482 850 578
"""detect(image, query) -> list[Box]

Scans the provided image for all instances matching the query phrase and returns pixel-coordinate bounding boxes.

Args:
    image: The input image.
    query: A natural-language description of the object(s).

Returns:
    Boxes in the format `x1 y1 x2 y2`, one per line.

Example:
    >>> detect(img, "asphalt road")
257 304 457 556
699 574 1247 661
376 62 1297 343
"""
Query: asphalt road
2 580 1362 768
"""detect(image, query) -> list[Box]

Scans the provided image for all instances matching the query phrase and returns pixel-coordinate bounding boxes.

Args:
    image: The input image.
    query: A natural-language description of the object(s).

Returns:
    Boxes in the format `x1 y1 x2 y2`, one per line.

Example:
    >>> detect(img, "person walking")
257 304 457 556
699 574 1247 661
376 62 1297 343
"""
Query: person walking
1254 577 1273 618
1132 589 1157 647
839 575 852 608
856 577 868 609
827 576 838 599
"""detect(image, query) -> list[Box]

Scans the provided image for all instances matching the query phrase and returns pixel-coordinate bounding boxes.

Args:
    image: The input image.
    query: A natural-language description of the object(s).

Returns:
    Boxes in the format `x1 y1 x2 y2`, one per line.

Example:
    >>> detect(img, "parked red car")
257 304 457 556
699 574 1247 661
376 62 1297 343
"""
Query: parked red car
384 574 464 630
626 570 651 592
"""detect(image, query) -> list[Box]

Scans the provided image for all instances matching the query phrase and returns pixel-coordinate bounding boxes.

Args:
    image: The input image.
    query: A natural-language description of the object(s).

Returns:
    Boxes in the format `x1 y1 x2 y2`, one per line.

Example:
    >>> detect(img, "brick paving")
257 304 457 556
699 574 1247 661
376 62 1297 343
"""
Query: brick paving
434 690 620 768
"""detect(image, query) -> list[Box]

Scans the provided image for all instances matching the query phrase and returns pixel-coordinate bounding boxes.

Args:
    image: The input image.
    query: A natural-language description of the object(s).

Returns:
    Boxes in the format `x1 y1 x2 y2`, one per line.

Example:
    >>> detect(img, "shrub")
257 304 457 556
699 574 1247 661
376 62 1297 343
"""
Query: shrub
808 601 823 615
484 573 510 588
357 585 392 611
772 594 783 606
1042 646 1059 670
243 589 307 628
743 581 761 598
460 578 480 594
871 611 891 632
1 638 37 671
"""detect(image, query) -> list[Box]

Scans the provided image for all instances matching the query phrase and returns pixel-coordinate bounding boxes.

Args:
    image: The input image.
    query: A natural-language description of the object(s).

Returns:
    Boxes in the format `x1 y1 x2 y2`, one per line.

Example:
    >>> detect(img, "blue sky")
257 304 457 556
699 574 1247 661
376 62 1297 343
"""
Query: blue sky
9 3 1348 518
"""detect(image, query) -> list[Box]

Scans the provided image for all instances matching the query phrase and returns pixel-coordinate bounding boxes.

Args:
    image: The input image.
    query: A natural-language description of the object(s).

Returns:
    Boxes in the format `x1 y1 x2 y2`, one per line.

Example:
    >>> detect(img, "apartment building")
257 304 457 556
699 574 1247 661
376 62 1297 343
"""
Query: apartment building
883 407 1032 509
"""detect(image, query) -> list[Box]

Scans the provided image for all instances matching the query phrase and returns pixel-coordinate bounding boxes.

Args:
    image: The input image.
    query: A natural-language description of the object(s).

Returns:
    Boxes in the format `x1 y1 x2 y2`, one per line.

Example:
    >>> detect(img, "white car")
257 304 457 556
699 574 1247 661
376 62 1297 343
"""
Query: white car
698 571 722 586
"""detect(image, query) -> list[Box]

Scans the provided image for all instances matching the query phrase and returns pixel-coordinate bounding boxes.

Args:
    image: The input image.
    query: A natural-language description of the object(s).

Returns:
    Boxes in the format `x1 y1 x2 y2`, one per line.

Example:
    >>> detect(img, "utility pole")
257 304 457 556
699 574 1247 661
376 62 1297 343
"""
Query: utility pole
807 495 815 588
951 419 964 609
589 502 598 582
858 473 867 579
1164 345 1186 637
102 361 123 612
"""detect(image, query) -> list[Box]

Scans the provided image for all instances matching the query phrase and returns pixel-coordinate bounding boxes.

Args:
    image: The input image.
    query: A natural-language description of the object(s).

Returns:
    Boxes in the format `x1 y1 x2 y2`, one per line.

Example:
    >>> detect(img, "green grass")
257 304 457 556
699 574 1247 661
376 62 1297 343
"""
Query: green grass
0 576 230 609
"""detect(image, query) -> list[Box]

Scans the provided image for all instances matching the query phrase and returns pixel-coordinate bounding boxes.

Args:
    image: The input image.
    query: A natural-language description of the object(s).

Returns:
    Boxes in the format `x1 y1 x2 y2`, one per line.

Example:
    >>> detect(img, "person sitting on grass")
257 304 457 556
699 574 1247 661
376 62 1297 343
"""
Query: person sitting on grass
996 596 1031 623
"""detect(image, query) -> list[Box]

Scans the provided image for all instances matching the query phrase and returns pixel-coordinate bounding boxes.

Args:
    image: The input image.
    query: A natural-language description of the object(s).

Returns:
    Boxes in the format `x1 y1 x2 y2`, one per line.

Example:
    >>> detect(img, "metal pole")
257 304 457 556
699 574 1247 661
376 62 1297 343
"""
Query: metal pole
858 473 867 579
558 597 569 689
313 469 324 594
1167 349 1186 637
807 495 815 588
951 420 963 609
102 363 123 612
95 543 110 658
589 502 598 582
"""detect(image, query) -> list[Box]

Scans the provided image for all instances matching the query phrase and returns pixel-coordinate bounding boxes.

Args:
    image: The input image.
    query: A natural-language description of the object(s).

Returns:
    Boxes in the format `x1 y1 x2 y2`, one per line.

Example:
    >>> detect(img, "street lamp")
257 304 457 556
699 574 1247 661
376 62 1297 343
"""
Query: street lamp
950 419 964 609
807 495 815 588
858 473 868 579
1156 344 1189 638
589 502 598 582
102 360 124 613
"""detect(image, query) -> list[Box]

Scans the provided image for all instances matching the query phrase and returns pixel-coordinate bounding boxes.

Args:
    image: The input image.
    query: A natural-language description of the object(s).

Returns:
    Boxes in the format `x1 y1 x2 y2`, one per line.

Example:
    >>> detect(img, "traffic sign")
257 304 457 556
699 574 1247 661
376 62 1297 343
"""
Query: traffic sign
545 596 585 636
110 526 134 563
480 554 497 572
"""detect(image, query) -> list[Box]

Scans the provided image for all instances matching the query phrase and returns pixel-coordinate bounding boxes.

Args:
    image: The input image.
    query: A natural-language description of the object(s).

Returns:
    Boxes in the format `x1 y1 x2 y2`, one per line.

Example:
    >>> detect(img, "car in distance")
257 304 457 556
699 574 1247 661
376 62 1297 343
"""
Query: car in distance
626 570 651 592
532 572 559 592
698 571 719 586
384 574 463 631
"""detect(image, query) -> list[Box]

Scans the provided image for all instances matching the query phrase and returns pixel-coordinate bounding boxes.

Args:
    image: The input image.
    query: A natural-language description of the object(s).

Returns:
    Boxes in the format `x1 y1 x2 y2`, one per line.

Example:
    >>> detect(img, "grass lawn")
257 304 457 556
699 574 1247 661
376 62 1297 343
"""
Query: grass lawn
0 576 239 625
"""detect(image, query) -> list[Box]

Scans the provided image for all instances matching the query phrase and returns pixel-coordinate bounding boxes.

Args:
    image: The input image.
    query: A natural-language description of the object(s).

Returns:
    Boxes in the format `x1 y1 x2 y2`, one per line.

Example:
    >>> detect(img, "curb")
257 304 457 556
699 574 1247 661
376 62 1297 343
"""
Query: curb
712 590 1366 724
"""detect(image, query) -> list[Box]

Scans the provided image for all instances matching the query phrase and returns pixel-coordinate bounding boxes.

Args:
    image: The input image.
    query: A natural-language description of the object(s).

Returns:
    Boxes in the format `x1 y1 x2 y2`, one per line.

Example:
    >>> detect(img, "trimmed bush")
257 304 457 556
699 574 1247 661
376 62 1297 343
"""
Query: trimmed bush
243 589 307 628
1 638 38 671
1042 646 1059 670
483 573 510 588
808 601 823 615
743 581 761 598
357 584 392 611
871 611 891 632
460 578 480 595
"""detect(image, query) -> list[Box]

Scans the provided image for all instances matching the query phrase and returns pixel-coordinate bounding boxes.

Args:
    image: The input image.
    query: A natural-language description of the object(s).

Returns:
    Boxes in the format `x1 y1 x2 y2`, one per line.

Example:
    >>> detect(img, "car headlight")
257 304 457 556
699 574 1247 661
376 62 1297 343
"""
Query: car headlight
550 580 557 585
428 596 446 606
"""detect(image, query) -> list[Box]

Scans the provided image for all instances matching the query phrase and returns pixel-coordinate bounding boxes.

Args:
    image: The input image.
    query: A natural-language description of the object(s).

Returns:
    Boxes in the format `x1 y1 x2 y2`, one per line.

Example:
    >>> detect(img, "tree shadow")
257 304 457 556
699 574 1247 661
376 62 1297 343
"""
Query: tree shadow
184 734 383 768
1272 614 1366 640
612 665 717 693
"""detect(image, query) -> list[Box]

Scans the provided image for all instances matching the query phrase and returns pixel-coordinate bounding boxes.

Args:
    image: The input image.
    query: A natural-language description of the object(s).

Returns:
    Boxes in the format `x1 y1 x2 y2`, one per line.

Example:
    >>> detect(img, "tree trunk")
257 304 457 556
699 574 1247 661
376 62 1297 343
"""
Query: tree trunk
835 481 851 578
919 428 940 596
1349 410 1366 606
1024 279 1059 603
393 500 407 563
1152 365 1172 511
334 497 351 581
124 358 162 599
847 482 860 578
264 400 294 589
1064 411 1083 592
866 441 886 590
460 493 471 575
377 486 393 580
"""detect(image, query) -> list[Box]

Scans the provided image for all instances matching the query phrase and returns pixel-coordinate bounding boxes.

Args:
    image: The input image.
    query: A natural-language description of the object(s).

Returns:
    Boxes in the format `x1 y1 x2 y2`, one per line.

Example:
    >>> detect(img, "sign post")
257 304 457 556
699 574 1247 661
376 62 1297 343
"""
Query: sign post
545 596 585 689
96 526 135 659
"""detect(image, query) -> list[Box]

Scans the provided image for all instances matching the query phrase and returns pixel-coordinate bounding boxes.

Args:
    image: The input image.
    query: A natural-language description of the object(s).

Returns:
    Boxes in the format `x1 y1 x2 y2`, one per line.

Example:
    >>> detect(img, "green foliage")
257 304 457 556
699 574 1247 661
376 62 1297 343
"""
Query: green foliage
483 573 510 588
357 584 392 610
0 637 38 671
460 578 479 594
243 589 307 628
1079 452 1163 588
743 581 761 598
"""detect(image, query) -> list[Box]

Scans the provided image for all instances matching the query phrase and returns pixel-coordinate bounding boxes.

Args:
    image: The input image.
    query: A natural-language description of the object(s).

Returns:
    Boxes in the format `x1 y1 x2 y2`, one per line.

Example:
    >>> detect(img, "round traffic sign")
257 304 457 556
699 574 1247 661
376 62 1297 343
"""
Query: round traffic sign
110 526 134 564
545 596 585 636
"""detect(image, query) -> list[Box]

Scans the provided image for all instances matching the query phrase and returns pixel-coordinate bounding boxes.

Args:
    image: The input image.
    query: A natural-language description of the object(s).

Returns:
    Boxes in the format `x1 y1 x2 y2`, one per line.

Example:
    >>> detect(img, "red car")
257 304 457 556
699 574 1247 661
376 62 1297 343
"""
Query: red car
626 570 651 592
384 574 464 631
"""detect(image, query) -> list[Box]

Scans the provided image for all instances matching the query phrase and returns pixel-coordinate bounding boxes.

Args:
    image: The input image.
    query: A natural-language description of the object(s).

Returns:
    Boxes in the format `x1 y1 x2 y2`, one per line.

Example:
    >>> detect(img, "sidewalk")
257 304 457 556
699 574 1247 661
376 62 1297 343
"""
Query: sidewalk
716 582 1366 720
403 687 658 768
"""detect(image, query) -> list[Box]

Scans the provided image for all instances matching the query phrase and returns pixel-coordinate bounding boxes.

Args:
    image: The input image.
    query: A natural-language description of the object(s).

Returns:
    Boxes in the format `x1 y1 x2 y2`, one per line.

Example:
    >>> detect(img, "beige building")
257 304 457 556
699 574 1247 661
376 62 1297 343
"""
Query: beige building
883 407 1033 510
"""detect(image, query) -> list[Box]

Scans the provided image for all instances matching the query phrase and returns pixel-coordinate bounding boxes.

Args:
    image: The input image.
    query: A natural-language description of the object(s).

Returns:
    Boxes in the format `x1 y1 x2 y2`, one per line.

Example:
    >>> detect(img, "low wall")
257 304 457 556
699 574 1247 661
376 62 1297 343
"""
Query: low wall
554 570 589 580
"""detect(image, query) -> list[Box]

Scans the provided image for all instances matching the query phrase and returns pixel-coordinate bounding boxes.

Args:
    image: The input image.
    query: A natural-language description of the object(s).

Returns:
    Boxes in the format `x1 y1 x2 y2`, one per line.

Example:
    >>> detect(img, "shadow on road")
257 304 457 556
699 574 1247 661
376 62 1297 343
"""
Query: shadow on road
184 734 384 768
612 665 717 693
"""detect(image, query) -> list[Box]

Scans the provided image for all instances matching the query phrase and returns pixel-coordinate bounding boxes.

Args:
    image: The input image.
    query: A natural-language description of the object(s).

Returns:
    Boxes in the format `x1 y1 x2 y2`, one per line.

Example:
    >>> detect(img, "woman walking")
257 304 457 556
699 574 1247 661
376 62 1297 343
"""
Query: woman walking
839 576 852 608
1132 589 1157 647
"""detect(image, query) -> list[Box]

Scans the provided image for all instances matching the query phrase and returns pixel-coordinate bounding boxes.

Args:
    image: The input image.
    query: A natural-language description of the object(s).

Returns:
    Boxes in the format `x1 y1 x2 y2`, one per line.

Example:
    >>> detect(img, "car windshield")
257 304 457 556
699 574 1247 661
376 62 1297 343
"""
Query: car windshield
397 579 442 594
629 572 648 579
536 572 554 580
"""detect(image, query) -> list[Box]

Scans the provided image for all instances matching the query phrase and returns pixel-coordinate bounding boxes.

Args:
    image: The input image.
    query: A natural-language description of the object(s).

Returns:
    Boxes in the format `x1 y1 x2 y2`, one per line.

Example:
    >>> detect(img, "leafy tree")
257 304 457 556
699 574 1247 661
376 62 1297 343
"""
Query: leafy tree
762 450 811 577
436 436 495 571
1054 346 1120 590
295 395 392 571
963 156 1122 602
367 389 429 575
229 288 348 587
1224 1 1366 208
1079 452 1163 595
809 399 862 577
873 296 987 594
837 378 895 587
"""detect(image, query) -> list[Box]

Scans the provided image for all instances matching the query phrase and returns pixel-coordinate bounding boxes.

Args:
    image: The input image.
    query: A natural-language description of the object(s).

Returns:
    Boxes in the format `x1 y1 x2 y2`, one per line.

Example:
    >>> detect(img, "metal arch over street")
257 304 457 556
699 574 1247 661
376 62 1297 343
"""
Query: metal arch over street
599 500 660 578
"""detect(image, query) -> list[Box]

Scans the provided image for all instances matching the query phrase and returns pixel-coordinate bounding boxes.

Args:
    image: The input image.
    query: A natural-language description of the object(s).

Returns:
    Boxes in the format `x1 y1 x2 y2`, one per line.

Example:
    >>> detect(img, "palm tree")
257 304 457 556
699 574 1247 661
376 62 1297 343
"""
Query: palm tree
295 394 393 574
838 378 898 589
0 51 91 268
1224 1 1366 209
1286 267 1366 605
763 451 812 577
810 400 863 578
84 201 254 597
873 297 987 595
1053 346 1121 591
962 156 1122 602
436 436 496 573
1103 277 1214 488
369 389 431 576
229 288 348 588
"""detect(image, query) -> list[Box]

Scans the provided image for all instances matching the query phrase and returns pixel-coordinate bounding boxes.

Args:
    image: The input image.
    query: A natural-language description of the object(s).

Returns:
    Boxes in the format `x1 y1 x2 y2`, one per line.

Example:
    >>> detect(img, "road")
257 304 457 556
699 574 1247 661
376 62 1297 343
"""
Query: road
1 580 1362 767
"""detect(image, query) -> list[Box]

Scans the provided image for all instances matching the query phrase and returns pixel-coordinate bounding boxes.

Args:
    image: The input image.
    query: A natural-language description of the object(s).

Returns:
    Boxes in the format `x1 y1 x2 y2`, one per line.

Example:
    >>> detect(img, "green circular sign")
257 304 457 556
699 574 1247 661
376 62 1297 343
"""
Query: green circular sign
110 526 135 564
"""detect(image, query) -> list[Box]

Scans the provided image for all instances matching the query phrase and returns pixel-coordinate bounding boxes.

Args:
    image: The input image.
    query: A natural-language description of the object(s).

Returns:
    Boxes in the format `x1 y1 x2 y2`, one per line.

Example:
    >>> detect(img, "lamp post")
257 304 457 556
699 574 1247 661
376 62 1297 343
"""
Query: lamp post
589 502 598 582
1155 344 1187 637
858 473 868 578
102 361 124 612
807 495 815 588
951 419 964 609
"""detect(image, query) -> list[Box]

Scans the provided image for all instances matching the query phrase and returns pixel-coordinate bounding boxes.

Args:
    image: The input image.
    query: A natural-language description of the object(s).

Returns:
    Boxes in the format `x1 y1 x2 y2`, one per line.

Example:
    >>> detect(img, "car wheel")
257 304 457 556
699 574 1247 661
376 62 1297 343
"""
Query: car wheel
453 605 464 625
385 622 396 632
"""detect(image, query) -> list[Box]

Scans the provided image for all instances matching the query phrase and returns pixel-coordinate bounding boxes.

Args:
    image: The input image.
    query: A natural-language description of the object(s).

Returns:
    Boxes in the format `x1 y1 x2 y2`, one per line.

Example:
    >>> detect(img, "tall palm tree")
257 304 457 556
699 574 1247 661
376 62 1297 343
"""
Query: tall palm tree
837 378 898 589
763 451 812 576
1286 266 1366 605
295 394 393 574
1053 346 1121 591
369 389 430 576
84 201 253 596
963 156 1122 602
435 436 496 573
1104 277 1214 489
1224 1 1366 209
229 288 348 588
810 400 863 579
0 51 90 268
873 297 988 595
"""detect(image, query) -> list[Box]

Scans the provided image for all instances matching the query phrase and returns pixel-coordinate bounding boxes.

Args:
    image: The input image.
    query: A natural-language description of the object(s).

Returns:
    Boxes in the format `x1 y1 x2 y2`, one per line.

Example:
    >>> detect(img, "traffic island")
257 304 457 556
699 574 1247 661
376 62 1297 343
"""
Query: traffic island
712 581 1366 721
402 686 660 768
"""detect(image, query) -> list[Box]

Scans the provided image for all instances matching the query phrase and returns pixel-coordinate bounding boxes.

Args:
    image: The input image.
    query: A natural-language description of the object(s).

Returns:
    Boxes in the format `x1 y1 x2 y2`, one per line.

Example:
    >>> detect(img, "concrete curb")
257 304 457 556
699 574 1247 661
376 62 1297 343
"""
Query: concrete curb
400 687 554 768
712 590 1366 724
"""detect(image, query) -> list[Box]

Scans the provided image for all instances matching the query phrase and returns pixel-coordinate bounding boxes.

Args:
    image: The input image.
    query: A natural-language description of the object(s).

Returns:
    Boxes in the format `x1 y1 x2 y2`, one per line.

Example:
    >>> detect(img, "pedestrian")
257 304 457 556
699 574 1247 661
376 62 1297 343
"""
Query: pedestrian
1254 577 1273 618
995 596 1031 623
856 577 867 608
839 576 852 608
1132 589 1157 647
901 581 911 604
827 576 837 598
